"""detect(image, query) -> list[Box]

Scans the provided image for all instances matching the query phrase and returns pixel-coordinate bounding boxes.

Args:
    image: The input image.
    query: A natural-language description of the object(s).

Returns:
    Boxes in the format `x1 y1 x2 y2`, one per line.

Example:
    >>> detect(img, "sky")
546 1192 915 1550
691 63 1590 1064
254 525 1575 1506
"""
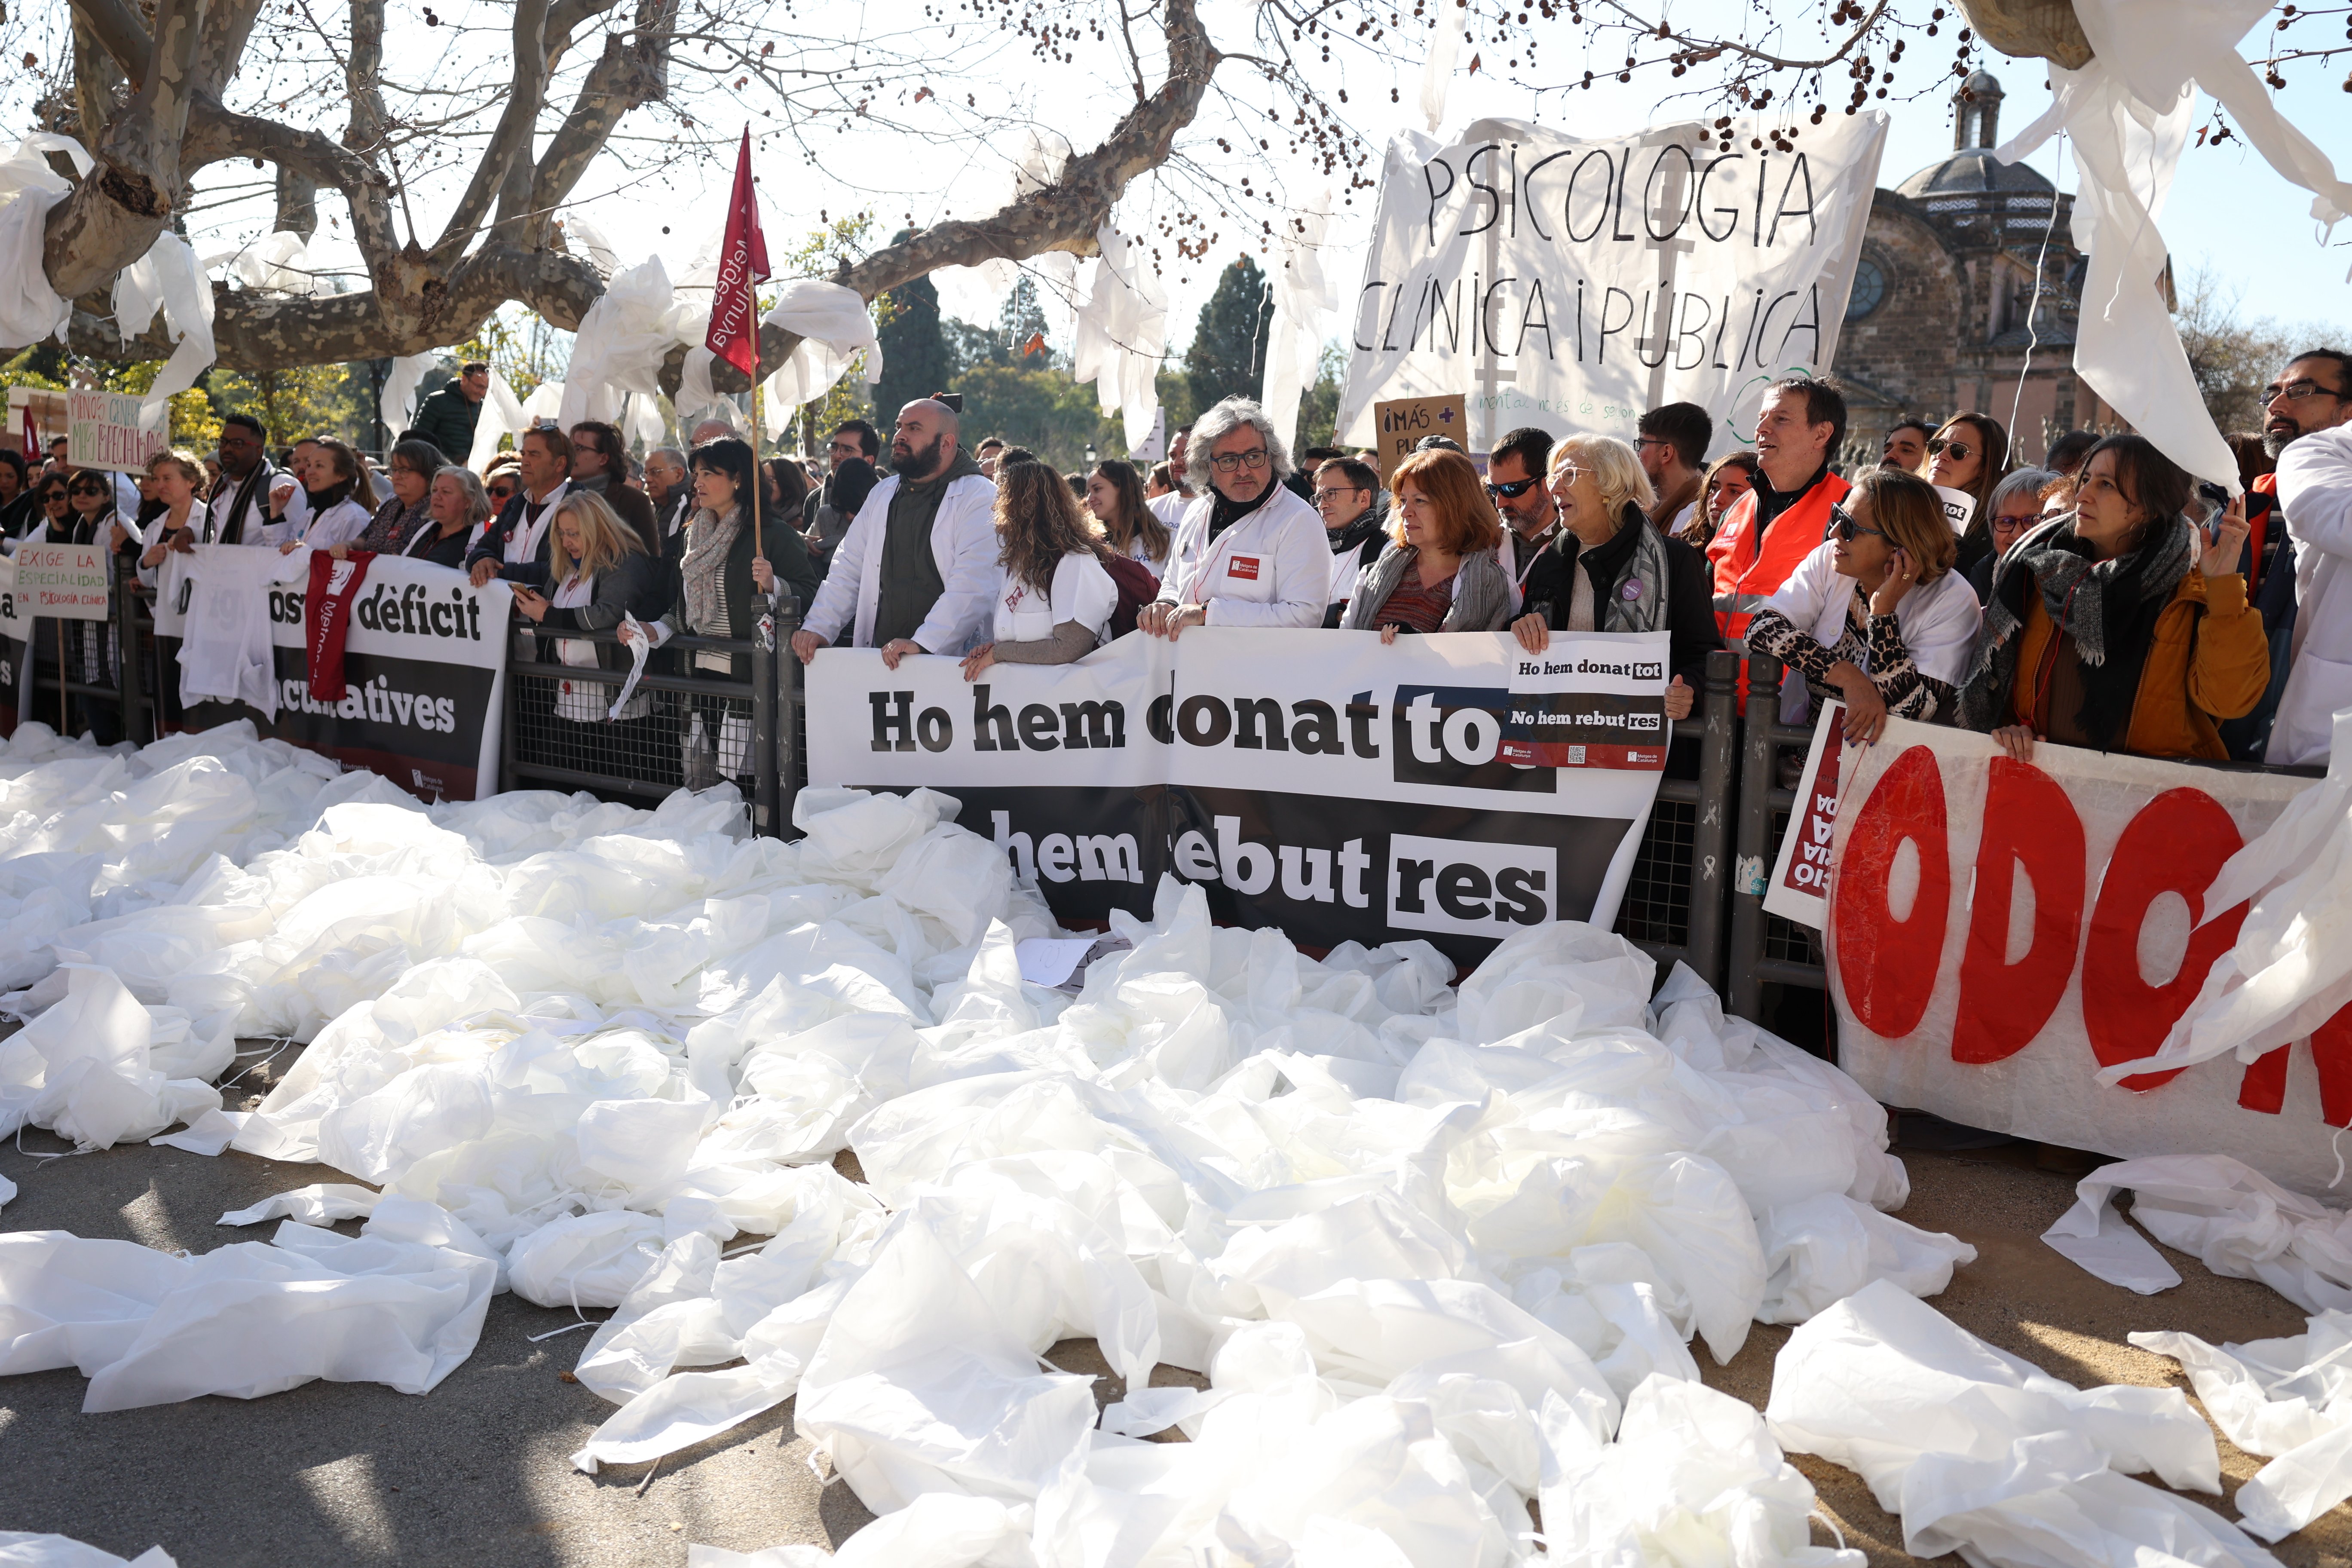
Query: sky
63 1 2352 382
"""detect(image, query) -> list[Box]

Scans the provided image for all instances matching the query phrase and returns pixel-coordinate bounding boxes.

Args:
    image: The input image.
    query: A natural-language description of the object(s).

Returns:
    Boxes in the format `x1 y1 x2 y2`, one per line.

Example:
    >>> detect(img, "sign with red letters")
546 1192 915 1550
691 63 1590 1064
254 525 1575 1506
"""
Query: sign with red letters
1826 718 2341 1191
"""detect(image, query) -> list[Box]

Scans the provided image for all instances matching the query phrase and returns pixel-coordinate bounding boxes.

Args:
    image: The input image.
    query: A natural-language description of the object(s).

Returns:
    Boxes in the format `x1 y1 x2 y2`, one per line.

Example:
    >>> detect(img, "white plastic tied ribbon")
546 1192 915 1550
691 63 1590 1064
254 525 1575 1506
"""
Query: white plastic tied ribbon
1418 0 1469 133
1259 191 1334 453
1995 0 2352 491
560 255 697 430
610 614 653 720
1072 224 1170 456
467 369 529 471
110 233 219 415
757 281 884 440
0 133 92 349
379 352 440 439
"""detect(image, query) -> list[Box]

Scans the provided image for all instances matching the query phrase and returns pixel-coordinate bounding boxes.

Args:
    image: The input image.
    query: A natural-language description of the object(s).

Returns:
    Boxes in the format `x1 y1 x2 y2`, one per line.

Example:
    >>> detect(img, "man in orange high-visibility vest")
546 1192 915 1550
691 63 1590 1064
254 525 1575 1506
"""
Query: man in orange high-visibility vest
1707 377 1853 649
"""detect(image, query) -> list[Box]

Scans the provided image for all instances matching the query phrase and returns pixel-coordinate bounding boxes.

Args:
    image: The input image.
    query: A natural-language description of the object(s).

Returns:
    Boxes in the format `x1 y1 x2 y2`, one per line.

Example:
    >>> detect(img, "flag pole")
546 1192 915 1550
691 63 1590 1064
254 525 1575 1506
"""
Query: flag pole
751 283 763 564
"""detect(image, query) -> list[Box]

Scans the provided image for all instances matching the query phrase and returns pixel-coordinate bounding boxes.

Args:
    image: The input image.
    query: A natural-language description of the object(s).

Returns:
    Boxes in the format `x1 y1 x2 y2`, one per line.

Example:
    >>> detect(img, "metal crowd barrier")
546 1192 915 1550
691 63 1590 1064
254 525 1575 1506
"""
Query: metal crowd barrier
15 553 157 747
1614 646 1738 994
500 594 799 838
1725 649 1829 1021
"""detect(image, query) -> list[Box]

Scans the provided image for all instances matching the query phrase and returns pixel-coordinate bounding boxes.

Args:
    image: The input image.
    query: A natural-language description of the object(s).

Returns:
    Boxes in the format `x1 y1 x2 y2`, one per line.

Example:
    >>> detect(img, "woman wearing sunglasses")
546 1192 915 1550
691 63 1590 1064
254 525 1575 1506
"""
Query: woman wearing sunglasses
1927 412 2010 577
1747 469 1982 745
1510 435 1722 720
1959 434 2265 763
12 472 72 543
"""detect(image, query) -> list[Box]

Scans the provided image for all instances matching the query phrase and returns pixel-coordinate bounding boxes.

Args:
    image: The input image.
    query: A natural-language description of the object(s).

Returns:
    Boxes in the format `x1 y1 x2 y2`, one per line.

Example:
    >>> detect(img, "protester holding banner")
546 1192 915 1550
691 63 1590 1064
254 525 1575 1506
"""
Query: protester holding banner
467 426 576 590
1748 469 1982 741
1314 456 1388 627
1960 434 2265 763
1337 447 1512 644
1084 458 1170 582
1966 468 2061 603
1928 412 2011 579
1486 428 1561 597
135 451 206 579
382 468 490 570
1706 378 1853 646
791 399 995 668
958 456 1121 681
1143 397 1327 639
353 439 441 554
1506 437 1718 722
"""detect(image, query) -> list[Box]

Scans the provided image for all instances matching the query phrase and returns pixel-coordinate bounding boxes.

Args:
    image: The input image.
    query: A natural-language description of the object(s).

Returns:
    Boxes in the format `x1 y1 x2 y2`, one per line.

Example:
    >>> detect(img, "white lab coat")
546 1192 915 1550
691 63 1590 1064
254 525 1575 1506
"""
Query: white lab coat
1761 539 1983 726
1154 483 1329 628
2267 423 2352 766
300 497 374 551
802 469 998 655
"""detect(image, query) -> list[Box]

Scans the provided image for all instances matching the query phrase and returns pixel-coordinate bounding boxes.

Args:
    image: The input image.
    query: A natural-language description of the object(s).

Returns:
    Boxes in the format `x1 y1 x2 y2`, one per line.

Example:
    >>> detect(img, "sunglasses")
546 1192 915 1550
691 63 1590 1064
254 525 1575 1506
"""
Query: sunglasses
1830 504 1884 544
1485 476 1540 498
1927 436 1973 462
488 484 518 499
70 486 107 497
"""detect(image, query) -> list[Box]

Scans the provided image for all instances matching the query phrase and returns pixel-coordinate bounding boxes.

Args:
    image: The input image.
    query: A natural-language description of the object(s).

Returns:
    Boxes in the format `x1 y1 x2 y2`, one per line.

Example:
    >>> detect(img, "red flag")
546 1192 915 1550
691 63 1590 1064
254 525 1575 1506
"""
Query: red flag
306 548 374 704
21 405 36 466
705 129 771 378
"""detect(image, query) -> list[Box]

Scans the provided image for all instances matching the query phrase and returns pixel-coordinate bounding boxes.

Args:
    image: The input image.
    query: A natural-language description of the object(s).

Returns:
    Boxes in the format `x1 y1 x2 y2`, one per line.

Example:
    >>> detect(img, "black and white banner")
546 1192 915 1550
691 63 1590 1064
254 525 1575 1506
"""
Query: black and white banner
160 547 511 801
1334 112 1888 456
807 630 1669 966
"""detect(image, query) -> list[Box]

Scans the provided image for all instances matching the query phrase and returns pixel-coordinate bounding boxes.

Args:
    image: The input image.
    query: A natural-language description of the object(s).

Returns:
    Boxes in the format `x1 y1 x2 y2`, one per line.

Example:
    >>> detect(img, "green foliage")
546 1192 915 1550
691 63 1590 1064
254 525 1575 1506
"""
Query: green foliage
209 363 356 450
0 343 67 390
873 241 949 432
98 361 222 450
455 308 568 402
952 363 1123 473
1292 341 1348 453
1185 255 1272 416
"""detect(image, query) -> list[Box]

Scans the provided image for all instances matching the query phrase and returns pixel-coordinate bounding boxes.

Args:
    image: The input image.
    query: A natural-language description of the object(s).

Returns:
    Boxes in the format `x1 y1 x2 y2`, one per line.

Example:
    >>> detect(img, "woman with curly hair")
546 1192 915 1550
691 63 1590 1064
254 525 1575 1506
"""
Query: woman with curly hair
960 454 1121 680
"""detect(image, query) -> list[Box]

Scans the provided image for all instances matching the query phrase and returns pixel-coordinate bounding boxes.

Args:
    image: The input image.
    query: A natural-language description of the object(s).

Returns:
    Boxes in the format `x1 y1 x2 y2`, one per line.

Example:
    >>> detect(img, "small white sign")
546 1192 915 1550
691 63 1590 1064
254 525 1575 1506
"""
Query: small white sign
10 544 110 620
1933 484 1975 536
67 389 168 474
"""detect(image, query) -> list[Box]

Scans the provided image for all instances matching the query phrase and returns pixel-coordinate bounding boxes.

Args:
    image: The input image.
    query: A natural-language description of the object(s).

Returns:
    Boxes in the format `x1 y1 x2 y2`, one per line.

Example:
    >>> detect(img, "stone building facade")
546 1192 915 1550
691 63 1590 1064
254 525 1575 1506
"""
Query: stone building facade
1833 72 2129 466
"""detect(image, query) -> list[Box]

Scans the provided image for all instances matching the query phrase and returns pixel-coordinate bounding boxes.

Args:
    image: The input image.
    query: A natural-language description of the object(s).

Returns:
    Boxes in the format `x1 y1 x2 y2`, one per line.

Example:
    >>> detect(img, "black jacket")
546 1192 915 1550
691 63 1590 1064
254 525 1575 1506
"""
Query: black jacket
1320 508 1390 627
412 384 483 465
537 551 668 674
404 520 478 571
1519 508 1724 692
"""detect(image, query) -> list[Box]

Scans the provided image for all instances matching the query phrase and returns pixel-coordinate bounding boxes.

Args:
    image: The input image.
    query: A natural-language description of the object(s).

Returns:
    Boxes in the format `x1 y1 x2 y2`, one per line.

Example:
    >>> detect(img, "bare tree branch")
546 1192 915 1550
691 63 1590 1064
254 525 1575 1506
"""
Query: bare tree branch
435 0 554 256
42 0 208 297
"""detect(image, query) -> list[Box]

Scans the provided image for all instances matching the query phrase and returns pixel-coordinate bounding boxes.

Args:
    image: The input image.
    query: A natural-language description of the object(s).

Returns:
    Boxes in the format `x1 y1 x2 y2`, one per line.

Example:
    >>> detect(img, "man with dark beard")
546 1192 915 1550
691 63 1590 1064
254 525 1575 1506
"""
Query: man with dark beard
2252 349 2352 765
792 399 998 669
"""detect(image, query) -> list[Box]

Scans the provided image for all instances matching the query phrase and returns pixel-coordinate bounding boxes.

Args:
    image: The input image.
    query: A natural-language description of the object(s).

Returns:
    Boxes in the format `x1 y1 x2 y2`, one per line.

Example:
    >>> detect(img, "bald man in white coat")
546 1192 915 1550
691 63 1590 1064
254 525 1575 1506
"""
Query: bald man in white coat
793 399 998 669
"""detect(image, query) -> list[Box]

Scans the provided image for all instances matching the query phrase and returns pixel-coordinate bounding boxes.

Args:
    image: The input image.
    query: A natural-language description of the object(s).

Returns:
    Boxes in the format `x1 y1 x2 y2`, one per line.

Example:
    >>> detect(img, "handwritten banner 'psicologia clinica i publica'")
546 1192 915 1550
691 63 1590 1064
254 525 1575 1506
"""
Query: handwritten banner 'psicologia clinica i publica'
1824 718 2340 1192
1335 112 1889 456
805 629 1670 968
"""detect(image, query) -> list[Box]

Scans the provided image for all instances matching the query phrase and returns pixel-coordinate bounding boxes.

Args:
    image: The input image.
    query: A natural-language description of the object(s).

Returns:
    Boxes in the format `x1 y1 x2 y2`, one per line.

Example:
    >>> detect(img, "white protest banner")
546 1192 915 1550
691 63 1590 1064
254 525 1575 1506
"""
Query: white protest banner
165 546 511 800
1336 112 1889 455
1762 703 1843 929
807 629 1669 966
67 389 168 473
0 553 26 730
1824 718 2335 1190
11 544 110 620
1499 633 1669 770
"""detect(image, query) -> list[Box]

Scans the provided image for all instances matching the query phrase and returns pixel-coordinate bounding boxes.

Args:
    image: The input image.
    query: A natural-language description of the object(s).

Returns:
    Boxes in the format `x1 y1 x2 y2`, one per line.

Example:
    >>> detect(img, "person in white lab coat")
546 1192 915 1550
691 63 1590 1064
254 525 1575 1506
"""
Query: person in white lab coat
1141 397 1328 638
2269 414 2352 767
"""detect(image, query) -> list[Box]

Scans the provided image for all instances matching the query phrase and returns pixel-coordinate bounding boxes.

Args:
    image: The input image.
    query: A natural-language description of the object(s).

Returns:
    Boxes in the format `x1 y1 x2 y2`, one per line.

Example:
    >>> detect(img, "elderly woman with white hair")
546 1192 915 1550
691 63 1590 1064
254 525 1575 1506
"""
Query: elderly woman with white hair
1140 396 1331 637
1510 434 1723 720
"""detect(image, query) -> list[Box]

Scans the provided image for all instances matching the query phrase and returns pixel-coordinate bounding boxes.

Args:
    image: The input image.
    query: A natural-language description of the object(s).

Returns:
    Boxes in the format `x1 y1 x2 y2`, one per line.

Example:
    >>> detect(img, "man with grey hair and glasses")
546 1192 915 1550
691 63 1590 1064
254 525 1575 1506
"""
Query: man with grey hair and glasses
1141 397 1330 637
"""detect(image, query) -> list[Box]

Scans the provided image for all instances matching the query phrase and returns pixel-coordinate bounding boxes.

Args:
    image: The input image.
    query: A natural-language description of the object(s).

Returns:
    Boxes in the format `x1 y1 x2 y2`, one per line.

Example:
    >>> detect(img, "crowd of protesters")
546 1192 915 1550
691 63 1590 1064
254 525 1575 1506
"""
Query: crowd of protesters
9 341 2351 773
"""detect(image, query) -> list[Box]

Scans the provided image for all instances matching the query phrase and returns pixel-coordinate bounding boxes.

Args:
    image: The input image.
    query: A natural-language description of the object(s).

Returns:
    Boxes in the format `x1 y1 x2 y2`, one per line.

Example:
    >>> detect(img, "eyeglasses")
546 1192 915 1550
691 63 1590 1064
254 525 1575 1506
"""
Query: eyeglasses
1830 504 1885 543
1927 436 1973 462
1485 476 1540 498
2264 378 2346 404
1992 511 2040 531
1314 485 1369 502
1632 435 1672 450
1210 448 1269 473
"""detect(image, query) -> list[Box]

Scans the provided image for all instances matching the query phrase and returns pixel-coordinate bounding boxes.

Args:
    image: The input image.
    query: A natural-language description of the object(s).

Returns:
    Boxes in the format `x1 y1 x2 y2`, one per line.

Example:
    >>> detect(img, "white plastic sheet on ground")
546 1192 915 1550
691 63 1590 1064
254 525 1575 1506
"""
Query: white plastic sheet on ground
2044 1154 2352 1313
0 722 1988 1565
2133 1310 2352 1540
0 1534 176 1568
1767 1280 2279 1568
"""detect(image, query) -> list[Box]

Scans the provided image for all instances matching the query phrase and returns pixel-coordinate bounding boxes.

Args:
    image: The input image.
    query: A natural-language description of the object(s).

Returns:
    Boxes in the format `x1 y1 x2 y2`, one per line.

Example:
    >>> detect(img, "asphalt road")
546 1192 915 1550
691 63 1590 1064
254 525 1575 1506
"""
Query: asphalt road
3 1069 2346 1566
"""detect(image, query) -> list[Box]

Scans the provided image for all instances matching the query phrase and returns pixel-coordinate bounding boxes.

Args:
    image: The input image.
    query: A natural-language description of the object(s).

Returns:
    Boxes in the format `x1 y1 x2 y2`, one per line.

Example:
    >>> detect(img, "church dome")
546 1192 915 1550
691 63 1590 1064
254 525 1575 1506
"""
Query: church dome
1895 151 2056 199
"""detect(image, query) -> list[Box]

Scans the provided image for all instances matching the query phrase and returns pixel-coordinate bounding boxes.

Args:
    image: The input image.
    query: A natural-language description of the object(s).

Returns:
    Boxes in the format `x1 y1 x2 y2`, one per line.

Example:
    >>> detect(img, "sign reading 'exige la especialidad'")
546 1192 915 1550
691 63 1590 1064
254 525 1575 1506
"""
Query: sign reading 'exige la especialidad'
1336 112 1889 456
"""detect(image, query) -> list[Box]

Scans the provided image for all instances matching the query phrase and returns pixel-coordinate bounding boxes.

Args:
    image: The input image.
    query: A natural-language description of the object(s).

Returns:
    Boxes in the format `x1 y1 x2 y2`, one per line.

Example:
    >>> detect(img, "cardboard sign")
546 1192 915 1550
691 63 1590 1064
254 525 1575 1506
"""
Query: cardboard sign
1499 633 1671 770
67 389 168 474
10 544 110 620
5 386 67 461
1762 702 1844 928
1372 394 1468 484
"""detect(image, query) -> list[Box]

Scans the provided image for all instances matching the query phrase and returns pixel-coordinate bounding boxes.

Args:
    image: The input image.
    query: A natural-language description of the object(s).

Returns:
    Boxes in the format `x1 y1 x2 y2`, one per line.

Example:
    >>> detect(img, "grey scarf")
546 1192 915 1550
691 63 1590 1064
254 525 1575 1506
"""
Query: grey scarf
1564 508 1678 634
1958 512 2195 738
680 504 745 636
